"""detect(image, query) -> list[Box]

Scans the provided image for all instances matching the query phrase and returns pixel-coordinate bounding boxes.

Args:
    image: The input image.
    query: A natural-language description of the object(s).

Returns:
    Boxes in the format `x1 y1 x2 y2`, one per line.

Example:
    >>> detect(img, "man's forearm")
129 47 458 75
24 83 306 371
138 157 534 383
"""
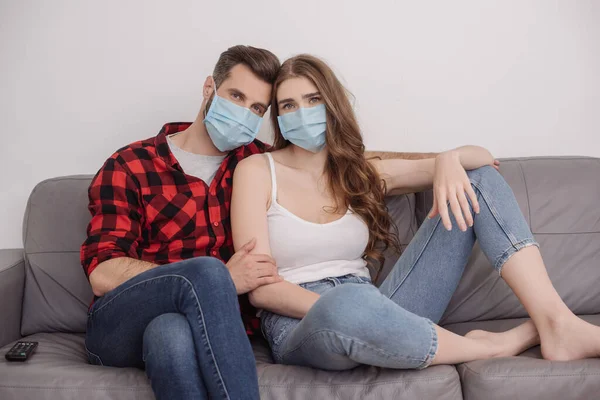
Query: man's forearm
89 257 158 297
249 280 320 319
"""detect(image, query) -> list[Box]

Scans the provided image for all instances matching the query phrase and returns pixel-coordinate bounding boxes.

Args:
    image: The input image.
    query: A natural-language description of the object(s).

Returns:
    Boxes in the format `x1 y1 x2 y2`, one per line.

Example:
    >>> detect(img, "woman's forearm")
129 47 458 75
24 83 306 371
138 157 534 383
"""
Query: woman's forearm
249 280 320 319
451 145 495 170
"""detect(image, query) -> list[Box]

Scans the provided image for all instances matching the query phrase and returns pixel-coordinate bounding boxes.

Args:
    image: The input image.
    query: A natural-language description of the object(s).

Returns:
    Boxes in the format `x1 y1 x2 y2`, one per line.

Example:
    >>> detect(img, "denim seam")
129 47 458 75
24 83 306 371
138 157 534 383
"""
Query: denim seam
179 277 231 400
471 180 520 249
89 274 231 400
416 319 438 369
495 240 540 276
84 344 104 366
386 216 443 299
277 328 426 365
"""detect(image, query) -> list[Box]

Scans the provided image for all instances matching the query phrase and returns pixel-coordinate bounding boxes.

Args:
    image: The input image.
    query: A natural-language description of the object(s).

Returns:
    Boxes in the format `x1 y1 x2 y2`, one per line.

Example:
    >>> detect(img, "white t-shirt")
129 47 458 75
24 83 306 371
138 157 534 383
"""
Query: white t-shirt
167 135 225 184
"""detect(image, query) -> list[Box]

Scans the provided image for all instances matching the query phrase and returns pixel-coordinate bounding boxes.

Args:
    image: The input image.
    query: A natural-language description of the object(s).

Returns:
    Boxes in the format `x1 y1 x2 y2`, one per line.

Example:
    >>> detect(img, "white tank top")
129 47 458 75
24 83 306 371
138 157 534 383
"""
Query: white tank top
265 153 371 284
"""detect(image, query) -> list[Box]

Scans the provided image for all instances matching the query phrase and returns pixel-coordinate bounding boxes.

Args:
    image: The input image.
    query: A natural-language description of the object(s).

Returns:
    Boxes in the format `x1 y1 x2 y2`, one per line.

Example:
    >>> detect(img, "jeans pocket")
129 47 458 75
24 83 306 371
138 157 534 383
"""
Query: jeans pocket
340 274 372 285
260 311 280 340
261 312 299 356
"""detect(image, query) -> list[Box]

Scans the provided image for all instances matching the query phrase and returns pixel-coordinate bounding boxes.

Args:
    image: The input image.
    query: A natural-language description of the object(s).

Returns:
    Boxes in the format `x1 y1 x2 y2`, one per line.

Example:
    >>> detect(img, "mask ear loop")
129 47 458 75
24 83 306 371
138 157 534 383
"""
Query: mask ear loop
204 76 218 119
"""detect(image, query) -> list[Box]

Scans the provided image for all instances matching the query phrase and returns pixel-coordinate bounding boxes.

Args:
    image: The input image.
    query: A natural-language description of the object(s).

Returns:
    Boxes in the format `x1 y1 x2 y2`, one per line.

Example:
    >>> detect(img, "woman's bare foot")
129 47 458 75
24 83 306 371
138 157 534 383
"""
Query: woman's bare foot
539 313 600 361
465 320 540 358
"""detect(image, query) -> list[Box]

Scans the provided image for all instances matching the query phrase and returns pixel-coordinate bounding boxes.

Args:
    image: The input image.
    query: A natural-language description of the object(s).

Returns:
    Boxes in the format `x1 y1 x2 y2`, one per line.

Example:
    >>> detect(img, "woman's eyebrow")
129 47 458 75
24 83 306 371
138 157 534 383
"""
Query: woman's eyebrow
278 92 320 105
301 91 321 99
278 97 294 105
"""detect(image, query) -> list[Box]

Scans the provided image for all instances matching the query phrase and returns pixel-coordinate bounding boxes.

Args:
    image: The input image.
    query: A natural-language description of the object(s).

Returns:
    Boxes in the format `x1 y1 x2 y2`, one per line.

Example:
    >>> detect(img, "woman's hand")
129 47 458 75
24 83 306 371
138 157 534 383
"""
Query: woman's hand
428 151 481 231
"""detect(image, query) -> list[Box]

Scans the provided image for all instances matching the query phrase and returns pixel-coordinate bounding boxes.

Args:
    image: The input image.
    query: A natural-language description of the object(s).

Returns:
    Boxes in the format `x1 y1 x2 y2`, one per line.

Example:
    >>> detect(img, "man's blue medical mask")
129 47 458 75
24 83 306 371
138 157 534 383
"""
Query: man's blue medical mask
203 78 263 152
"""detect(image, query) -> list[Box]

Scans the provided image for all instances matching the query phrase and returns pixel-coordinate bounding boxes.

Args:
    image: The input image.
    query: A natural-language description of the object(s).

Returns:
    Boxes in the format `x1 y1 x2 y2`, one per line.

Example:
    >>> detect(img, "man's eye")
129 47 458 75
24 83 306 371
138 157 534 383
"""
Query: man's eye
252 105 263 114
232 93 241 100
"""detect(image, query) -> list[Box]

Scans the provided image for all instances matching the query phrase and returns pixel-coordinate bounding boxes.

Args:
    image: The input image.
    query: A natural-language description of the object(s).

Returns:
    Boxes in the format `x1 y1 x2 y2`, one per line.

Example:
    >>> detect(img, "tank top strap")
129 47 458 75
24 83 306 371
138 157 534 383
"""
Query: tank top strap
265 153 277 204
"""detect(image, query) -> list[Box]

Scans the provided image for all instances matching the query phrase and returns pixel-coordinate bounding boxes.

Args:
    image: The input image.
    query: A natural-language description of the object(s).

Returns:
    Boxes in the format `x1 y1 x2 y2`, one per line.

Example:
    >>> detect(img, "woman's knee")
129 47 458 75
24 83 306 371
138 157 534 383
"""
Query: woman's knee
466 165 516 202
309 284 381 332
466 165 502 186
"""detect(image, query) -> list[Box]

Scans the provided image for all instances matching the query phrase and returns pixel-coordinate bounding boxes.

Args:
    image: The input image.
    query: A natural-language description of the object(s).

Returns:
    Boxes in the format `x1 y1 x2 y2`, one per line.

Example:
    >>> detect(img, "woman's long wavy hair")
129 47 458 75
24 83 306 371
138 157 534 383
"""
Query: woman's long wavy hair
270 55 400 277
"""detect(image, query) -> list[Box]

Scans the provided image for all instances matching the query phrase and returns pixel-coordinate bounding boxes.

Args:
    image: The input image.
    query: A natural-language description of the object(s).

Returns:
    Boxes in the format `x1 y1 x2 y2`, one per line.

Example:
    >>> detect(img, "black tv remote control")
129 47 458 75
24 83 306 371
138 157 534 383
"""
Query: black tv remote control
5 341 38 361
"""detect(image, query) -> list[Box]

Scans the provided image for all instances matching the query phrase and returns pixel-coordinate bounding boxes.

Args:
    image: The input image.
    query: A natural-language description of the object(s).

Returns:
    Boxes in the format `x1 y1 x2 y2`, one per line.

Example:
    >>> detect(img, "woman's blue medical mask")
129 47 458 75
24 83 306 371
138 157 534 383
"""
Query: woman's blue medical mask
277 104 327 153
203 78 263 152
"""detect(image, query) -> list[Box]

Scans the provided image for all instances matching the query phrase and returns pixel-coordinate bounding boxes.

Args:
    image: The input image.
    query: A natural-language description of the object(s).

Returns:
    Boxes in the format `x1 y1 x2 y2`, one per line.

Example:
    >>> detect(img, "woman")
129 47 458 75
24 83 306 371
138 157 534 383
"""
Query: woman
230 54 600 370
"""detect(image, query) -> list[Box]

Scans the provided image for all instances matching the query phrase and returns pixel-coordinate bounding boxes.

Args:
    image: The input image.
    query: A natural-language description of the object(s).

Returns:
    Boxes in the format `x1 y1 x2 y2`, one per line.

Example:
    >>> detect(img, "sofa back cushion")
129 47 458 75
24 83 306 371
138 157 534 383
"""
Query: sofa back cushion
413 157 600 325
19 174 418 335
21 176 94 335
377 194 418 285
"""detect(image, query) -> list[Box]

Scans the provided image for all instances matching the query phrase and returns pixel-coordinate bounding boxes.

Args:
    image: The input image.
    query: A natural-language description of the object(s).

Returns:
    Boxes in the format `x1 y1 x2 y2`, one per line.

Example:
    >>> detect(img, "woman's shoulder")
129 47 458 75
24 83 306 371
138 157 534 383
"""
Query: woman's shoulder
238 152 269 167
235 153 271 181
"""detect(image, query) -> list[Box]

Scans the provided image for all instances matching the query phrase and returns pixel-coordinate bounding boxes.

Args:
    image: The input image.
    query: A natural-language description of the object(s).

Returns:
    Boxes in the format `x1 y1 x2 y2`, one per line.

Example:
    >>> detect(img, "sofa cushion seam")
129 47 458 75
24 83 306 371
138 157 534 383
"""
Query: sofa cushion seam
462 363 600 379
517 161 532 227
0 258 24 274
258 376 459 388
0 385 153 391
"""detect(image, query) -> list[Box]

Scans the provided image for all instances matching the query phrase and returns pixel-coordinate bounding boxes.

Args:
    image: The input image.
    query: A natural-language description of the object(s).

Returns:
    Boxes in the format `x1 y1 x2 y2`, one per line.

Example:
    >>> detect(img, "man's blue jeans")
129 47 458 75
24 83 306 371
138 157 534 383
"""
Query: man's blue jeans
261 166 539 370
85 257 260 400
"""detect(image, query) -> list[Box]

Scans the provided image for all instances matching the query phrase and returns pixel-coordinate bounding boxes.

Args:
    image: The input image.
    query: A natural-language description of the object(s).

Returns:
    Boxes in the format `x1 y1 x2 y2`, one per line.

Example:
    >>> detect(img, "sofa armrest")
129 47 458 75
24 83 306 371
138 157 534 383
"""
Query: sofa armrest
0 249 25 348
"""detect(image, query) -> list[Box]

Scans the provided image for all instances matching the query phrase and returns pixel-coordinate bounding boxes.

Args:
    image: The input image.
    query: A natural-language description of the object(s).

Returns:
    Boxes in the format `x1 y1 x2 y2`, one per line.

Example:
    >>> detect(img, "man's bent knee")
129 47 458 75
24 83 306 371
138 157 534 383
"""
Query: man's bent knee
143 313 194 364
167 257 235 292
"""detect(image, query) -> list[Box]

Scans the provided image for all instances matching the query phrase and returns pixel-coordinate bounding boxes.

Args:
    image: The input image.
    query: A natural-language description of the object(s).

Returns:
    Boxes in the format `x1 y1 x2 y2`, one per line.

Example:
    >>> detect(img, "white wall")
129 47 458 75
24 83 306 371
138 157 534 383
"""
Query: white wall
1 0 599 249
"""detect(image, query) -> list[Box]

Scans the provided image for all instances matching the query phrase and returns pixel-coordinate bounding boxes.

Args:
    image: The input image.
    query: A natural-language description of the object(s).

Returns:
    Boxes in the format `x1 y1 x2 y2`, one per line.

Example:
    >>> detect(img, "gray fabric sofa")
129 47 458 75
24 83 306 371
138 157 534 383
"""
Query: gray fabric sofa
1 156 599 400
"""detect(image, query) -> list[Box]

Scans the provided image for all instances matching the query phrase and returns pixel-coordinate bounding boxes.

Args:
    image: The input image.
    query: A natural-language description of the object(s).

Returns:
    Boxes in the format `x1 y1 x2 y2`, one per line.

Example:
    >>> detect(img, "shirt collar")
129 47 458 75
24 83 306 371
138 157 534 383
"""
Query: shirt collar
155 122 252 169
155 122 191 169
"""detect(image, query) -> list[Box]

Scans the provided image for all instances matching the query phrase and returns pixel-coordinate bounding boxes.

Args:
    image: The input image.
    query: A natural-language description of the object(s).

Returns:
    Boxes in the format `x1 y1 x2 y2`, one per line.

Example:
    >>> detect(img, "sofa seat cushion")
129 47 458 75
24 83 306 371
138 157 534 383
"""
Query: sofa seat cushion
0 333 153 400
251 337 462 400
0 332 462 400
445 315 600 400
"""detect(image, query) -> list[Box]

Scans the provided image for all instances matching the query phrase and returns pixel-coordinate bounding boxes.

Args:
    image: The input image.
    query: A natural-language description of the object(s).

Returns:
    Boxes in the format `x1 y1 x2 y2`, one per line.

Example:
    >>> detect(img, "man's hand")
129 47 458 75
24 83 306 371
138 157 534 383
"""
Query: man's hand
226 238 282 295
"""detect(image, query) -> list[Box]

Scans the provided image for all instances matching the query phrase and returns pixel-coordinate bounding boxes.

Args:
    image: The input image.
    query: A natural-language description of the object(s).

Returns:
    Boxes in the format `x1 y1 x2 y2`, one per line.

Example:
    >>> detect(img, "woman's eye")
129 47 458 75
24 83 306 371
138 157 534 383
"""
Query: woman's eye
282 103 294 110
309 97 321 104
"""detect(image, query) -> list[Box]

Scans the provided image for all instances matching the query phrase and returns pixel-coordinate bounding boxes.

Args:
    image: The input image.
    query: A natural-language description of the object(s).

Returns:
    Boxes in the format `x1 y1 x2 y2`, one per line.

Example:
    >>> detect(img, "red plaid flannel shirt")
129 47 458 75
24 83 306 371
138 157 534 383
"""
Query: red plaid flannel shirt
81 122 267 335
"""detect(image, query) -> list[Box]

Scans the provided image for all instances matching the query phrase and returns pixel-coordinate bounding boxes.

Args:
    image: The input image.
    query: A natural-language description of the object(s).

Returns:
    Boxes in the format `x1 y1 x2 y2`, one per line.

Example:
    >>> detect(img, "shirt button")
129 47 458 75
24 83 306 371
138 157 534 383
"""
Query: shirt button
213 222 219 227
212 250 217 256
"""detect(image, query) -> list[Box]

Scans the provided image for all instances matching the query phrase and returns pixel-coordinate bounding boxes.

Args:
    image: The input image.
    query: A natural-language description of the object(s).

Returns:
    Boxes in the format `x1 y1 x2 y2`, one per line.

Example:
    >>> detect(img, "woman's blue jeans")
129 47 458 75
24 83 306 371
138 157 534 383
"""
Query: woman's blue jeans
261 165 539 370
85 257 260 400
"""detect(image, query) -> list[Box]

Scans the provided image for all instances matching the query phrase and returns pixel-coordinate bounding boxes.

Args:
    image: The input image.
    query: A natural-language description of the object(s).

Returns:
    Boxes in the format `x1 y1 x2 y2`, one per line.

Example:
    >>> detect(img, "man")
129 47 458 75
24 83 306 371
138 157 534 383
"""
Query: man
81 45 282 400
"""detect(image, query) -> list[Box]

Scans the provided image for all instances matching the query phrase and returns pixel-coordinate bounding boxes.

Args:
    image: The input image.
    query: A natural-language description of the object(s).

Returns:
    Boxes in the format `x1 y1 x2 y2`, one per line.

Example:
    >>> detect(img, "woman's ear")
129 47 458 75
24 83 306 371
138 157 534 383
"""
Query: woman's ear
202 76 216 100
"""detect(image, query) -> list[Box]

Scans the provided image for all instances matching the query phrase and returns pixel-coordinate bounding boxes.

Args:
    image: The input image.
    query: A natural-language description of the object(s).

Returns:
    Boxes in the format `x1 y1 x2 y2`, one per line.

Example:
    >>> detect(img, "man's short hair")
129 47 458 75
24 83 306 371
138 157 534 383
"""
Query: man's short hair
212 45 280 88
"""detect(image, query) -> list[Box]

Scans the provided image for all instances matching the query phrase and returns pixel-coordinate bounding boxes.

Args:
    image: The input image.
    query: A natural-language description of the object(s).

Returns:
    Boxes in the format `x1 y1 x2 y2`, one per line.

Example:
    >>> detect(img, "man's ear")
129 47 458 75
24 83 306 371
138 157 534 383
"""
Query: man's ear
202 76 215 100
